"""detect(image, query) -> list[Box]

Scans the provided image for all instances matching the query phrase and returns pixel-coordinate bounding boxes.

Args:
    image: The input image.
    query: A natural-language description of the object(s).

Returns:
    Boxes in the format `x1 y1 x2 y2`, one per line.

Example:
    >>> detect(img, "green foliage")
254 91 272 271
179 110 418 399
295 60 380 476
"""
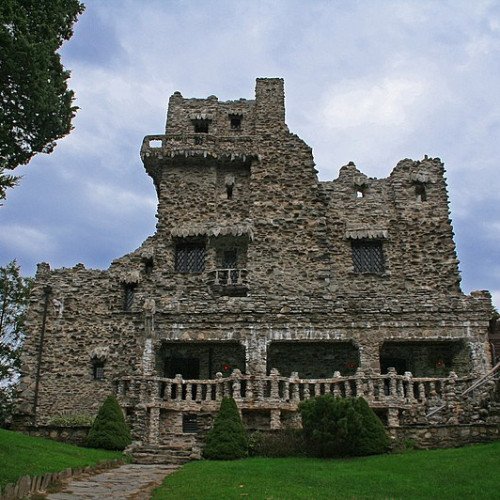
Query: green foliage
203 397 248 460
299 395 389 457
0 260 32 426
248 429 306 457
0 428 125 490
151 442 500 500
49 413 94 427
86 396 131 451
0 0 84 199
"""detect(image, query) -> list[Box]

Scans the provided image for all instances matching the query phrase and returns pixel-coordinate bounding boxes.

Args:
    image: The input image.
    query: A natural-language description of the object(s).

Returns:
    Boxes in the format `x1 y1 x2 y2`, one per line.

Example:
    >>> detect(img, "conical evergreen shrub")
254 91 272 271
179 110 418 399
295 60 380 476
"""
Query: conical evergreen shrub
203 397 248 460
86 395 131 450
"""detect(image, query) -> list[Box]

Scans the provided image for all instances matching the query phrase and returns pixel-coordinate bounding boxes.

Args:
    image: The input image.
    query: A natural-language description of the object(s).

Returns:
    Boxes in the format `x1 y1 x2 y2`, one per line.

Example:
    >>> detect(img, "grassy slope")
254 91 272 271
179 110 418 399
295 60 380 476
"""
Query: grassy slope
0 429 125 489
153 442 500 500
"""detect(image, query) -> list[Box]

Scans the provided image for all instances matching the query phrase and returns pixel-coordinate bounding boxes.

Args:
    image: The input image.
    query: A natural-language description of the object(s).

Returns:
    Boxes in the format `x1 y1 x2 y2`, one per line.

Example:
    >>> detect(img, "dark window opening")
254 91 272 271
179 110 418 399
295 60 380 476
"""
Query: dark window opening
194 136 203 145
166 357 200 379
356 188 365 198
144 258 154 275
123 283 136 311
223 249 237 268
175 243 205 273
226 184 233 199
415 183 427 202
182 414 199 433
93 361 105 380
352 240 385 273
229 115 242 130
192 119 210 133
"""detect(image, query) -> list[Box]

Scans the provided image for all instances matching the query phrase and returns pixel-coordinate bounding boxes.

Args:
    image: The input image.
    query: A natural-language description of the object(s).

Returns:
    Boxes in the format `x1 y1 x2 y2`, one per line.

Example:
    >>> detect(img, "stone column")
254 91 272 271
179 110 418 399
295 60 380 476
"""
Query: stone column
242 328 268 375
148 407 160 446
355 338 381 374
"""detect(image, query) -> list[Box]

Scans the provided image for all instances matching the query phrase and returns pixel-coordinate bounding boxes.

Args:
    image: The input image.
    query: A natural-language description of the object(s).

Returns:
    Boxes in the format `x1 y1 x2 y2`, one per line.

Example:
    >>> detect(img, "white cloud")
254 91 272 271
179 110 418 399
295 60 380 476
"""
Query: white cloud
0 225 56 257
322 77 430 130
84 182 156 216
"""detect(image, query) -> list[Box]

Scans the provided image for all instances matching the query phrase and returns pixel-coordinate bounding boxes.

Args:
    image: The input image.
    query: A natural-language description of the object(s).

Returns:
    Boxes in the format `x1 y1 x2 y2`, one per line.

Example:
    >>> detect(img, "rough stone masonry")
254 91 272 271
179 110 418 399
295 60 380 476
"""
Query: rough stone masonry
14 78 494 451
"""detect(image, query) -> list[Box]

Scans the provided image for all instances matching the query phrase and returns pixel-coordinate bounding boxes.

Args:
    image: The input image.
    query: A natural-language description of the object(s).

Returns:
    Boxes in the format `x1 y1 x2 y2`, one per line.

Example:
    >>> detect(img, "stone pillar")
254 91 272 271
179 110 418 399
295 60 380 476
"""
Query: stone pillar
270 409 282 430
148 407 160 446
242 330 268 375
356 339 381 374
387 407 400 427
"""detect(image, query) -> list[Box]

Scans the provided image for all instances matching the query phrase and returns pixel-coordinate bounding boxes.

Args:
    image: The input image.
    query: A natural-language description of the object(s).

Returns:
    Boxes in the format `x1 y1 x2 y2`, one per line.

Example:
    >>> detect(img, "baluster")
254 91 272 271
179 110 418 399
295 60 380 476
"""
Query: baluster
246 377 254 402
215 372 223 401
404 372 415 403
333 382 341 397
388 368 397 399
232 369 242 401
283 380 290 401
355 370 365 397
185 383 192 401
270 368 280 400
418 381 426 403
345 380 352 397
304 383 311 400
174 374 183 401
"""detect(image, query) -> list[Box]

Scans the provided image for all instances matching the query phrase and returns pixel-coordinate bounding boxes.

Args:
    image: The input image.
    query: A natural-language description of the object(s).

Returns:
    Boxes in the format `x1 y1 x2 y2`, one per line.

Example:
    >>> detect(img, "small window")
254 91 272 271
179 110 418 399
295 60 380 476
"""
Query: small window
175 243 205 273
415 183 427 202
182 414 198 433
352 240 385 274
123 283 136 311
144 258 154 275
226 184 233 199
93 361 105 380
222 249 237 269
229 115 242 130
356 189 365 198
192 119 210 133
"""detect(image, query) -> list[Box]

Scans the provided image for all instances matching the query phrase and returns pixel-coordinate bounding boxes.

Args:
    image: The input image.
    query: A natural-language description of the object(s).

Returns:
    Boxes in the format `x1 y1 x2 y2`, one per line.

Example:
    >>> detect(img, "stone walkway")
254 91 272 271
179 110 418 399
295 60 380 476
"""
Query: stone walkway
45 464 180 499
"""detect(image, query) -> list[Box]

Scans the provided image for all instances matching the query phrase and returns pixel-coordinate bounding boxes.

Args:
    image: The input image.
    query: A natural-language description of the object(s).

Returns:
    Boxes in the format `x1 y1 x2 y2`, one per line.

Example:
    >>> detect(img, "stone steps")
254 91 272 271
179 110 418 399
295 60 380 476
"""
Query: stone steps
130 434 202 464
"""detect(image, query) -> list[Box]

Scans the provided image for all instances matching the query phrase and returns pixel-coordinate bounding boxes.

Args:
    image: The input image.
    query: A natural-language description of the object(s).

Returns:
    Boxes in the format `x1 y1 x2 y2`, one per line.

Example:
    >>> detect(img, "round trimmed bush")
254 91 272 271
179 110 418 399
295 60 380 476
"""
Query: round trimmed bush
203 397 248 460
86 395 131 451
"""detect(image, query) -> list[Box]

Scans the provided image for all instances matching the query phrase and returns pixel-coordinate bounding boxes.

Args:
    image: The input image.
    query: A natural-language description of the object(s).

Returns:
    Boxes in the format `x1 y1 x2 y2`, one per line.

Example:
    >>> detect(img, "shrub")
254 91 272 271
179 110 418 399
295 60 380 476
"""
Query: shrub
299 395 389 458
203 397 248 460
86 395 131 451
248 429 307 457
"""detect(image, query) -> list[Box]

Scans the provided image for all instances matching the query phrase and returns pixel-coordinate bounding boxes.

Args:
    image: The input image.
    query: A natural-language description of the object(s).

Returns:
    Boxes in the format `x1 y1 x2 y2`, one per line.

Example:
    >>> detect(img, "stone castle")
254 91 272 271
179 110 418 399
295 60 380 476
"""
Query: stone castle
15 78 497 458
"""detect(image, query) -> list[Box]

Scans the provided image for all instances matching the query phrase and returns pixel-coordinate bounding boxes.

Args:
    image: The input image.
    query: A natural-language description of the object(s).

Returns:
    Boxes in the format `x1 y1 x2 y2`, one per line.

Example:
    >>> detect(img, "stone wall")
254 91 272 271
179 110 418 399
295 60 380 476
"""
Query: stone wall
14 78 493 434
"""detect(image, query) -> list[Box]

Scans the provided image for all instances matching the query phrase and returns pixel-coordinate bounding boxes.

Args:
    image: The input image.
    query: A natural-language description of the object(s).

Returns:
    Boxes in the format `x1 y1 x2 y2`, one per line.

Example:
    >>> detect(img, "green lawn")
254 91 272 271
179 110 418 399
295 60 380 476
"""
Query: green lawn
152 442 500 499
0 428 126 489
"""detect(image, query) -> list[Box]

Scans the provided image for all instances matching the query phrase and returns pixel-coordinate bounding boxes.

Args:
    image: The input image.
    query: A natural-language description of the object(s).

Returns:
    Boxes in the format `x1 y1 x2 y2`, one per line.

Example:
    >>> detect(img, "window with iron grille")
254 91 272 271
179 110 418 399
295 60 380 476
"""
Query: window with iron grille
175 243 205 273
351 240 385 273
182 414 199 433
93 361 105 380
123 283 136 311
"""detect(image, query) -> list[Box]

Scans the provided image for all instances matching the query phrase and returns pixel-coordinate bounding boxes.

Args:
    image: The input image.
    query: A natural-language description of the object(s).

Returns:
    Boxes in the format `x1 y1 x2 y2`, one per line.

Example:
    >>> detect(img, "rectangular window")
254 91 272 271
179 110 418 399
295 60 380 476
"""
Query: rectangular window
123 284 136 311
175 243 205 273
351 240 385 273
93 362 104 380
182 414 199 433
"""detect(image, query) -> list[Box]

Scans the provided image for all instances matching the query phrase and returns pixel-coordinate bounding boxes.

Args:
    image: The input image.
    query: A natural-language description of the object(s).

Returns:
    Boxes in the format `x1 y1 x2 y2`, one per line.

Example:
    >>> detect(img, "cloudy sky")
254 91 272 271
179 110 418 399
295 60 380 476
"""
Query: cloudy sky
1 0 499 308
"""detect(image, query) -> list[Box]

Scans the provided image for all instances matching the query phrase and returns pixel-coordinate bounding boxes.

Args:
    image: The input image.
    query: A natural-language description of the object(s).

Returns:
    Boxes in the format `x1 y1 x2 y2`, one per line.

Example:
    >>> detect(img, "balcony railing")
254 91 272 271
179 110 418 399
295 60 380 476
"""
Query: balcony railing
115 369 472 416
213 268 247 286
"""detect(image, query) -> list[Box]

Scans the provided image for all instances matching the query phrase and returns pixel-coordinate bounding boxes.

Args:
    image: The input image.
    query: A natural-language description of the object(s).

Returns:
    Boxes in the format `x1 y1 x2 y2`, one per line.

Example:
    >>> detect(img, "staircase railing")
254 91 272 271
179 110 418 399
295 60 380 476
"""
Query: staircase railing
426 361 500 418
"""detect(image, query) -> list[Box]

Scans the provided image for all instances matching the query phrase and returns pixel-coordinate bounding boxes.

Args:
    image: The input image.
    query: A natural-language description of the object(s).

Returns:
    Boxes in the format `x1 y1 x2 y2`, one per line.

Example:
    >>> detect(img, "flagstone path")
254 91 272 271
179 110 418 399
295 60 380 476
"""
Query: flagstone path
45 463 180 499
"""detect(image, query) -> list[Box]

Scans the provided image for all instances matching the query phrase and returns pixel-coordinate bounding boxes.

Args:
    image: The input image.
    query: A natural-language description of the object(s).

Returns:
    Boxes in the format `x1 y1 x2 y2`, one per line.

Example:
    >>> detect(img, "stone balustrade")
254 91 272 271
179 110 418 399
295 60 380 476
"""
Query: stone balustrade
115 369 472 415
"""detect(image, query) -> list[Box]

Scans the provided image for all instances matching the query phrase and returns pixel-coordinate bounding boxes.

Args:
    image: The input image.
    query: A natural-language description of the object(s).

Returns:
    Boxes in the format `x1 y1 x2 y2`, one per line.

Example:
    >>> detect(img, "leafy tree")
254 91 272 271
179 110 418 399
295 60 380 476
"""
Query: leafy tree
299 395 389 458
0 0 84 200
203 397 248 460
0 260 32 426
86 395 131 451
